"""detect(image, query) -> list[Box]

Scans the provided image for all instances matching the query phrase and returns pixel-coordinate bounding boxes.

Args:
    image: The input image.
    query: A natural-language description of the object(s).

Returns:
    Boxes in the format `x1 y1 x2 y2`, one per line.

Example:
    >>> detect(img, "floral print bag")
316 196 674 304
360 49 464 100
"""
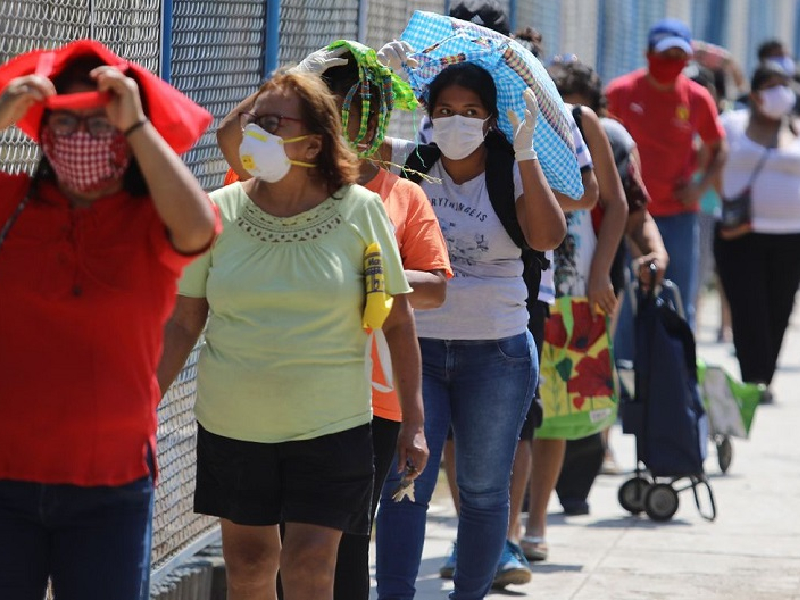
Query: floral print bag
537 297 617 440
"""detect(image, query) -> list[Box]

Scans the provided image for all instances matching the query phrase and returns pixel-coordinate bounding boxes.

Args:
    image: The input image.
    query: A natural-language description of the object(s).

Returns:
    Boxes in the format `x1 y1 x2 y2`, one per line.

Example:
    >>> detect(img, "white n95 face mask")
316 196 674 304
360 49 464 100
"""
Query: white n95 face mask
760 85 796 120
238 123 314 183
431 115 488 160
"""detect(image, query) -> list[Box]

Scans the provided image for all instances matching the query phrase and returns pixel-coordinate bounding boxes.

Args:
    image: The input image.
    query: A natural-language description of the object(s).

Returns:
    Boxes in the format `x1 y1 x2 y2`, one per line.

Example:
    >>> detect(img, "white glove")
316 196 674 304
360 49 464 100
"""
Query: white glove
507 88 539 162
376 40 418 73
293 47 349 75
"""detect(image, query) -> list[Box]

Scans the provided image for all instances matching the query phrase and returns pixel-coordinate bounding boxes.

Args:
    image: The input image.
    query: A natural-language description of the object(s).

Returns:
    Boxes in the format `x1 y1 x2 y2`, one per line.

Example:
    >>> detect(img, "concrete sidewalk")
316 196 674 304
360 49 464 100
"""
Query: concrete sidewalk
369 296 800 600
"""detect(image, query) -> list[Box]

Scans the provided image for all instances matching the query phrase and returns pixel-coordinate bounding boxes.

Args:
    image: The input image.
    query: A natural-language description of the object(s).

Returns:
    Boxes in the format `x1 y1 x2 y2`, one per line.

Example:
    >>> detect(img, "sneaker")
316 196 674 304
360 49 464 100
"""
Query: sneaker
492 541 532 589
439 542 457 579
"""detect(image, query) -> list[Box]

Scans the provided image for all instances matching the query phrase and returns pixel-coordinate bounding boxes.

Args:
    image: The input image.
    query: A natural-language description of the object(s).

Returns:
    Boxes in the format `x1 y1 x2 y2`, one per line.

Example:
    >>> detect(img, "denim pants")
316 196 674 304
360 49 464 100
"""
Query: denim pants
615 211 699 363
375 331 537 600
0 474 154 600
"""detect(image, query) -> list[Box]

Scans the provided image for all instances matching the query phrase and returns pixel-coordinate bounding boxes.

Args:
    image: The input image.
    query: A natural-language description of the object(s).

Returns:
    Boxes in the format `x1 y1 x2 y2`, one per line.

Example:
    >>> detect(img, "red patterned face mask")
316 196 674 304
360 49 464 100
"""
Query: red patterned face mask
40 128 131 193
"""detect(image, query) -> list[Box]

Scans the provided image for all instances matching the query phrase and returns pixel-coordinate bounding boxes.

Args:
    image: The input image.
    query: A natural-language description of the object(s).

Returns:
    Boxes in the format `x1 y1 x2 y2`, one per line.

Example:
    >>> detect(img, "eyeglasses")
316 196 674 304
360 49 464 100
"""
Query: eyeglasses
239 111 304 134
46 111 117 139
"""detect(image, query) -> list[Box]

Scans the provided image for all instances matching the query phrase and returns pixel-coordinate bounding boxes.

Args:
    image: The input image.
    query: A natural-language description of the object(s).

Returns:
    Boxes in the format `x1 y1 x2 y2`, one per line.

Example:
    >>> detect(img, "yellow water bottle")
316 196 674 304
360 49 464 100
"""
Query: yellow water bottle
363 242 393 330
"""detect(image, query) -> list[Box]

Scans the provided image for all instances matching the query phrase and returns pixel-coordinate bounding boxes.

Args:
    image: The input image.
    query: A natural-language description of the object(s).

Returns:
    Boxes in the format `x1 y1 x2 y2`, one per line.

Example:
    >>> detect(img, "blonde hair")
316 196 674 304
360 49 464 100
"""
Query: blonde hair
257 71 359 194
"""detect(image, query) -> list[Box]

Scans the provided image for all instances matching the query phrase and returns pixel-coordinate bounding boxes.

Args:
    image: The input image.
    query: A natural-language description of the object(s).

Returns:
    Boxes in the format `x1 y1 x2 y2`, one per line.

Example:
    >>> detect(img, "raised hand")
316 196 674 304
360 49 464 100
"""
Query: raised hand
91 66 146 132
0 75 56 130
293 47 349 76
507 88 539 161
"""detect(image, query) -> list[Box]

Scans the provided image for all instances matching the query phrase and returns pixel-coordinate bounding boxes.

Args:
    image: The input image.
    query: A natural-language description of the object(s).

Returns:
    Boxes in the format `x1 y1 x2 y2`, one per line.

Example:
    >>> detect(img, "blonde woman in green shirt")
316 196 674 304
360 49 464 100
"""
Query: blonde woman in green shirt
158 72 428 600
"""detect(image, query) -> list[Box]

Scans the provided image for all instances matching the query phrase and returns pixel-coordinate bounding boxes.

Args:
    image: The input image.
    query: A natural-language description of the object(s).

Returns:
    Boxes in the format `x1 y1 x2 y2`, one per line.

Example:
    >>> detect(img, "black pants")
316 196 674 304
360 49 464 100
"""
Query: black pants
714 228 800 385
555 433 605 510
333 416 400 600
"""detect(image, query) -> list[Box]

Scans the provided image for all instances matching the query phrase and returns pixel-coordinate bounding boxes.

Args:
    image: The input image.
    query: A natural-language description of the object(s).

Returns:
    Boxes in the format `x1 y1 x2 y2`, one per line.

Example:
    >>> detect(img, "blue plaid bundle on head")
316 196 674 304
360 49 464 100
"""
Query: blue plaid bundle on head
400 10 584 199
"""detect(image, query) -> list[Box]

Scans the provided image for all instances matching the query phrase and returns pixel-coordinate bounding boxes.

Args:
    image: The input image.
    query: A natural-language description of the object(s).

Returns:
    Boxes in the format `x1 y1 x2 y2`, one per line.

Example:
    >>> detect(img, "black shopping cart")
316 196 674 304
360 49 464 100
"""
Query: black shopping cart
617 266 716 522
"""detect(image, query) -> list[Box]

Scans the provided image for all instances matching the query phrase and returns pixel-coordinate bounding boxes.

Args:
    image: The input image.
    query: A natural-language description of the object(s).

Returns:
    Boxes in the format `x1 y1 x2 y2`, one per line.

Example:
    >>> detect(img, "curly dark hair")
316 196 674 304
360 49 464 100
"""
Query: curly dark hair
547 59 605 113
449 0 509 35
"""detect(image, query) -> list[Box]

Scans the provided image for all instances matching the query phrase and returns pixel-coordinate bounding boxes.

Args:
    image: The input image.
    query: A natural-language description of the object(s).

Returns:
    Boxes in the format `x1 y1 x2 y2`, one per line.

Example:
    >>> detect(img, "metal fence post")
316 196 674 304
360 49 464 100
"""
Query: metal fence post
160 0 173 82
357 0 368 43
508 0 517 35
264 0 280 78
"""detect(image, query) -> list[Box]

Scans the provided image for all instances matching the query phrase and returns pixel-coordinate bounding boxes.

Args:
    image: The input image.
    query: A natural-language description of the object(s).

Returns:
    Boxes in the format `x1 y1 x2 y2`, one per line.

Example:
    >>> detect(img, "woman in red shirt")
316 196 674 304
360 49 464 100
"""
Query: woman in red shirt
0 42 218 600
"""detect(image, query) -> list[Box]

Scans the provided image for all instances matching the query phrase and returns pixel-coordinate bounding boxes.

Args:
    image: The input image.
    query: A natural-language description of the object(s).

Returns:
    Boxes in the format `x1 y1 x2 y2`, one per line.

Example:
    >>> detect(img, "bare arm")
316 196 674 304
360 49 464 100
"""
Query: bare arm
405 269 447 309
555 167 599 212
94 67 217 253
580 107 628 315
516 158 567 250
381 294 429 477
216 90 260 182
677 138 727 205
157 295 209 397
626 208 669 289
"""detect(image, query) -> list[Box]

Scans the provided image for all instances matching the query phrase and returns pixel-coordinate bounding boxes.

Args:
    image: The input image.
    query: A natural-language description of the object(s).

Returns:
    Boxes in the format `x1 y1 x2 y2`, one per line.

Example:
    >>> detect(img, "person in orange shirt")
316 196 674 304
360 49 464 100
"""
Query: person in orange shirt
217 47 452 600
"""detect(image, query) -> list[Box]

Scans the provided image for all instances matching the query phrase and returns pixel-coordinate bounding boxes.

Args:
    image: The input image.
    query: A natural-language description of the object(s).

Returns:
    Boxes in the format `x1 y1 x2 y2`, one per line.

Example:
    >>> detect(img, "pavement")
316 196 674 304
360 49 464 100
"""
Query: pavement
368 293 800 600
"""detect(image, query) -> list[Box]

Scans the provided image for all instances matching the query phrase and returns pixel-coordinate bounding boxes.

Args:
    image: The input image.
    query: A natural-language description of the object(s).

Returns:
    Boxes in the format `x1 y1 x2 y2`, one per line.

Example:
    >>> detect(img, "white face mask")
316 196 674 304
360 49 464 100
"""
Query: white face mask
759 85 796 120
765 56 796 76
431 115 488 160
238 123 314 183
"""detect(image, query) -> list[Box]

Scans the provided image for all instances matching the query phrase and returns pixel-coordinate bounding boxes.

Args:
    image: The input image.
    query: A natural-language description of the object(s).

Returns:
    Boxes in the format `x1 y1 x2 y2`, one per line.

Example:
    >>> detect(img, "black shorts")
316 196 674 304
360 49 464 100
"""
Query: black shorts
520 300 549 440
194 423 374 534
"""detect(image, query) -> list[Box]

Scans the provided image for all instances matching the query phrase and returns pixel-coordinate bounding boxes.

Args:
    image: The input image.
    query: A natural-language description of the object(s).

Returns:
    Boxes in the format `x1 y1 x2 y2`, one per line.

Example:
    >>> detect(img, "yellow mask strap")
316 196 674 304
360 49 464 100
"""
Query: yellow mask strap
282 135 315 168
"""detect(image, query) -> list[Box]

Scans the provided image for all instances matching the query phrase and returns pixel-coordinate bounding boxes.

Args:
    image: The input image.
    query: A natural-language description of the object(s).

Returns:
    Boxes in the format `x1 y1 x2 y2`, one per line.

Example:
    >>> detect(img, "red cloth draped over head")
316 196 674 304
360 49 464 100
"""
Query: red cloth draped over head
0 39 212 154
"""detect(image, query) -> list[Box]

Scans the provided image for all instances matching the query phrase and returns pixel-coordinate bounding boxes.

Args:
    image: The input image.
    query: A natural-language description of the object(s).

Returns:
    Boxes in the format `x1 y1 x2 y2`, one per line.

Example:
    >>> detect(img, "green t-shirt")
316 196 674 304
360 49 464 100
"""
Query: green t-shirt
180 182 411 443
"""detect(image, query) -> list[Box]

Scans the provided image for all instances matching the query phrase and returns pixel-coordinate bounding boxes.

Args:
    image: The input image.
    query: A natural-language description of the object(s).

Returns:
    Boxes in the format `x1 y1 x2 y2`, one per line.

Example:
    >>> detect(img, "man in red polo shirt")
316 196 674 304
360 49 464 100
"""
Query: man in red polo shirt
606 18 726 333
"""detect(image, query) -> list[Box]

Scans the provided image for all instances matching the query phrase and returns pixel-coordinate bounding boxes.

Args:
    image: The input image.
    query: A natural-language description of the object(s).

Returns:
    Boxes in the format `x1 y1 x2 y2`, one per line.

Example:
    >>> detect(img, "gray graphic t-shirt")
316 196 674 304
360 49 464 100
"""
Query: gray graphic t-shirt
391 139 527 340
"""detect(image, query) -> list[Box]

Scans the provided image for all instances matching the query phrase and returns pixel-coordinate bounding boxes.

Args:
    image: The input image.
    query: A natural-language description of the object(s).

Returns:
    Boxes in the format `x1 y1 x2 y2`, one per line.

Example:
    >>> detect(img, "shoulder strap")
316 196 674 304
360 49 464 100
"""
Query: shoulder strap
572 104 585 139
484 131 527 249
0 182 32 252
483 131 550 272
400 143 442 184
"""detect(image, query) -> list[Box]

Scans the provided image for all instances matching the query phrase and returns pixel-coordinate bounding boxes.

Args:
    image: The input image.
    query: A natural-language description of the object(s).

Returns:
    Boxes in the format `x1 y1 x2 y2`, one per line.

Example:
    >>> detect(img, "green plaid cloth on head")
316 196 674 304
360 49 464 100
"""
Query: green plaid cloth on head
326 40 418 158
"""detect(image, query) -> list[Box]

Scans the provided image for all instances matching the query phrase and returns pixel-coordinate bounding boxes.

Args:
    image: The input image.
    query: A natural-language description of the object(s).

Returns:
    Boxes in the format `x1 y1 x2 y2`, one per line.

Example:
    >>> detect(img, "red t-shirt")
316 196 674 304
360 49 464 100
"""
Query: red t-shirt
0 173 213 486
606 70 724 217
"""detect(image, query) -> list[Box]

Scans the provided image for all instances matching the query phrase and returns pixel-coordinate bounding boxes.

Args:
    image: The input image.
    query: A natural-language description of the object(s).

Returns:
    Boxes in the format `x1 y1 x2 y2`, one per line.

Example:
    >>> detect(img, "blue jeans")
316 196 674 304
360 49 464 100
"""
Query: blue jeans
375 332 537 600
0 474 154 600
615 212 699 363
655 212 699 332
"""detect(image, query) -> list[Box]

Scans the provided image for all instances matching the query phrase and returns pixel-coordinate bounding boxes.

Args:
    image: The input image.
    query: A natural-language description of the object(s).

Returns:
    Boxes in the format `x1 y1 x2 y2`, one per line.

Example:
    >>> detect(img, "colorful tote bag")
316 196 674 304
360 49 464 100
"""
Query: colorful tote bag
537 297 617 440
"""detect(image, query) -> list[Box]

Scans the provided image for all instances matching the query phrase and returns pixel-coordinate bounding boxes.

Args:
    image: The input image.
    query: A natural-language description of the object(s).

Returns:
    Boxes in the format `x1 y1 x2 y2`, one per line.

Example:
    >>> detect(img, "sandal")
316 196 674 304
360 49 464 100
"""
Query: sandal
520 535 548 562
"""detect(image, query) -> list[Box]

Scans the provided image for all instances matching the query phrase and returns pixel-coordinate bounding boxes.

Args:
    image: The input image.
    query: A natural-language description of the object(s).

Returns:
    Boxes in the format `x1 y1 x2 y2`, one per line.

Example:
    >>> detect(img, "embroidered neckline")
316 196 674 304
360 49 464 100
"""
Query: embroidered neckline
237 197 342 243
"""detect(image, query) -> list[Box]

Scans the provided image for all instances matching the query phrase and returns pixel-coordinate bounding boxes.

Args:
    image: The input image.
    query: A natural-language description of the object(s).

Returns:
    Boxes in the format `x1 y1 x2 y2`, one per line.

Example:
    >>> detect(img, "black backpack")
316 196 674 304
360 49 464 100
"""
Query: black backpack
400 130 550 315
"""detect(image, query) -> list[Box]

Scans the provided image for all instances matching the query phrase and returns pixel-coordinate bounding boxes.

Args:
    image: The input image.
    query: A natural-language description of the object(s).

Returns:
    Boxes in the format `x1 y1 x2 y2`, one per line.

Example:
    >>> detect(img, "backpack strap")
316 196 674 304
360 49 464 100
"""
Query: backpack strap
484 131 527 249
572 104 585 139
400 143 442 184
483 131 549 269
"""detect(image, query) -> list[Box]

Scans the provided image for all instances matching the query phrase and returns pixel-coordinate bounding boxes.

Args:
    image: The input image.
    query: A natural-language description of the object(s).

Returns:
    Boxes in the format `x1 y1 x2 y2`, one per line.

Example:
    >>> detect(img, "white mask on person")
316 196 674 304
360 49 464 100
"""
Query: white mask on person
759 85 796 120
238 124 314 182
431 115 488 160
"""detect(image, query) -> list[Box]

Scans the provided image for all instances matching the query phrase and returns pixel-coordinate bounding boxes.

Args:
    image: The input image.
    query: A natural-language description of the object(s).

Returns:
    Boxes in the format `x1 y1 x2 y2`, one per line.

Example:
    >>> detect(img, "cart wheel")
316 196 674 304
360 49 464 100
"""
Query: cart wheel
644 483 680 521
716 436 733 474
618 477 651 515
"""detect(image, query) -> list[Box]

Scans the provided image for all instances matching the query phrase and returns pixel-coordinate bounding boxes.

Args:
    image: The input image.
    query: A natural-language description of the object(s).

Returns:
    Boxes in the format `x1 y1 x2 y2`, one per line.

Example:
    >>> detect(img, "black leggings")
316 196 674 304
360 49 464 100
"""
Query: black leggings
333 416 400 600
714 227 800 385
